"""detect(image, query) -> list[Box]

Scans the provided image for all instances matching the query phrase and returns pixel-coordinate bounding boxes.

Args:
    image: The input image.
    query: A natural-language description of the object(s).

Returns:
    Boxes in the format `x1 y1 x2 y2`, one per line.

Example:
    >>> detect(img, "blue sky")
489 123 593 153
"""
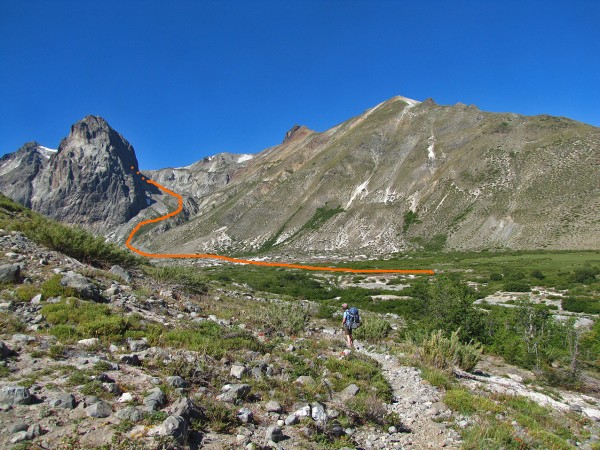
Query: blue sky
1 0 598 170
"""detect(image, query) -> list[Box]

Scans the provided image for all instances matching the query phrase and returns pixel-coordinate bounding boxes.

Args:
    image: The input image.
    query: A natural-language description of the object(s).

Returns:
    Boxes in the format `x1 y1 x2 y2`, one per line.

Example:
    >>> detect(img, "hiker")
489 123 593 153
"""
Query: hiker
341 303 361 348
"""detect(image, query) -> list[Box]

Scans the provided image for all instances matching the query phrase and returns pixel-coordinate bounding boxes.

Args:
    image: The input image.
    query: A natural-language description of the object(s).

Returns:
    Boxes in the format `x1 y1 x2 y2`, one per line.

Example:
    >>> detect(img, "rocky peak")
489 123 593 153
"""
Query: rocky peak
282 125 311 144
26 116 148 232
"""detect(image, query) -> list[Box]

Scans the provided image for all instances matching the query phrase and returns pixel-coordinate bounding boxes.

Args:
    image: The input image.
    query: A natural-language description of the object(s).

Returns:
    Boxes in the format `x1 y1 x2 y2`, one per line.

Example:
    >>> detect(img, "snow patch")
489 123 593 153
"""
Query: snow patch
237 154 253 163
434 192 449 212
427 135 436 161
37 146 58 159
346 179 370 209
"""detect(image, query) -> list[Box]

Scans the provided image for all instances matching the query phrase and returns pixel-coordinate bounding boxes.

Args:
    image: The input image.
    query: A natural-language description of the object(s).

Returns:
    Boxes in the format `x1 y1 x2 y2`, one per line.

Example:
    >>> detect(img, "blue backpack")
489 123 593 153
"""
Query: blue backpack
347 307 361 329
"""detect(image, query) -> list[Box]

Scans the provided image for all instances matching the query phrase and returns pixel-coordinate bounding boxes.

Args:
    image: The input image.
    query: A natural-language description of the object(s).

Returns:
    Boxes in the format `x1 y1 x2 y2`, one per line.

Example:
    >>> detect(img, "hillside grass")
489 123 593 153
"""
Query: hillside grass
0 193 141 268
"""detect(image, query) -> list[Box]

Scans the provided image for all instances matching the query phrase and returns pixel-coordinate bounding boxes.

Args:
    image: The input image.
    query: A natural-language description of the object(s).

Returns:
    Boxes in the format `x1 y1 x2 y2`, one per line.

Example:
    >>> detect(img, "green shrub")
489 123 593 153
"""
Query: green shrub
41 274 75 298
262 301 309 336
353 318 392 343
503 280 530 292
531 269 545 280
489 272 503 281
194 397 238 432
325 354 392 402
15 284 40 302
444 388 500 415
418 329 483 372
162 322 262 358
571 266 599 284
562 296 600 314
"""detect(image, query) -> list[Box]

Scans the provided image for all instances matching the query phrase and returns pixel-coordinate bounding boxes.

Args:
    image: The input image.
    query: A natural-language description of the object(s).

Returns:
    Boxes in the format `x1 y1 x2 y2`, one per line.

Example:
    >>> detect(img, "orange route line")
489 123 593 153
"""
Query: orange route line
125 171 435 275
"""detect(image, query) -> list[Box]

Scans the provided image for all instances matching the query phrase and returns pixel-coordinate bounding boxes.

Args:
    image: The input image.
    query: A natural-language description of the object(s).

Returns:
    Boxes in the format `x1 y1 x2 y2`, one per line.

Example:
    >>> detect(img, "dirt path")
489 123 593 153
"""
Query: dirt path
354 345 462 449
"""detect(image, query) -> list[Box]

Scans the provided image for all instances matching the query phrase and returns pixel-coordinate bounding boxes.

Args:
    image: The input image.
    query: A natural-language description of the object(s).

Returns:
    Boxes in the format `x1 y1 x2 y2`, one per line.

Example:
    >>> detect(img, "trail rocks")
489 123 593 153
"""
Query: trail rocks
230 364 247 379
115 406 144 422
166 375 189 388
0 385 32 405
265 400 282 413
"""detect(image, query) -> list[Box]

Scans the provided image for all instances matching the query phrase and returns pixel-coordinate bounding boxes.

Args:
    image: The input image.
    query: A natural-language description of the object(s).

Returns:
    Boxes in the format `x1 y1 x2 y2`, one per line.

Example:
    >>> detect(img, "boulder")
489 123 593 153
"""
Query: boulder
265 425 285 443
150 415 189 444
120 354 141 366
265 400 282 413
166 397 204 421
292 402 311 418
143 387 167 411
85 400 112 418
26 423 43 439
127 339 148 352
60 272 101 301
216 384 251 403
230 364 247 379
166 376 188 388
0 264 20 283
311 402 327 424
48 393 77 409
31 294 43 304
237 407 253 423
340 384 360 400
0 340 14 359
116 406 144 422
285 414 299 426
78 338 100 347
0 385 32 405
294 375 315 385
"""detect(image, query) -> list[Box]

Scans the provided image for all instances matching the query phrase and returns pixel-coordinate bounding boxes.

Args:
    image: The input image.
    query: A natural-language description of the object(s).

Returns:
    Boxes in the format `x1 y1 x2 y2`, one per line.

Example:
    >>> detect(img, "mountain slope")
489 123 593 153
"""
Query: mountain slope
131 96 600 256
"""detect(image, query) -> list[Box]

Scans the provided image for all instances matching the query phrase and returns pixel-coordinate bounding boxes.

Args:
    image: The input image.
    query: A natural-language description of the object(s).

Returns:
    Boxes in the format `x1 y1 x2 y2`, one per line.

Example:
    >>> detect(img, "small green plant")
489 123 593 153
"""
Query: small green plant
49 344 67 360
345 394 400 428
261 301 309 336
195 397 238 432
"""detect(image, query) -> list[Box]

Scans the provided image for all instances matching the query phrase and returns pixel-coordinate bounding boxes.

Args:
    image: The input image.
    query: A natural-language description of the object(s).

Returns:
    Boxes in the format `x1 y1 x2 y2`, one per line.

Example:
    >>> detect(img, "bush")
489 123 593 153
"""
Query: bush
15 284 40 302
418 329 483 372
345 394 400 427
503 280 530 292
571 266 599 284
562 297 600 314
262 301 309 336
531 269 545 280
353 318 392 343
489 272 503 281
41 274 75 298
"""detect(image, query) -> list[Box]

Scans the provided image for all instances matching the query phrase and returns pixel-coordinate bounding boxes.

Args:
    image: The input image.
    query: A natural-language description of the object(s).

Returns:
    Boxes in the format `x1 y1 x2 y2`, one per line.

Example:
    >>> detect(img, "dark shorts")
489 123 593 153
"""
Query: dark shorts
343 326 352 336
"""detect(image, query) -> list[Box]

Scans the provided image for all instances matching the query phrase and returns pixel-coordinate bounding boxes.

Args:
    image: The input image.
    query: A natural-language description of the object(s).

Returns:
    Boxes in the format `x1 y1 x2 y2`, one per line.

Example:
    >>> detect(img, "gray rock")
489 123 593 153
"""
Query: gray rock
293 402 311 418
110 265 132 283
166 376 188 388
60 272 101 301
329 424 346 437
144 387 167 410
311 402 327 424
11 333 35 343
48 393 77 409
0 340 14 358
250 367 263 379
340 383 360 400
0 264 20 283
128 339 148 352
216 384 251 403
116 406 144 422
78 338 99 347
265 400 282 413
86 400 112 418
0 385 32 405
166 397 204 421
11 423 28 433
120 354 141 366
265 425 285 443
84 395 101 406
31 293 43 304
152 415 189 444
10 431 28 444
285 414 299 426
230 364 247 379
295 375 315 385
237 407 253 423
26 423 43 439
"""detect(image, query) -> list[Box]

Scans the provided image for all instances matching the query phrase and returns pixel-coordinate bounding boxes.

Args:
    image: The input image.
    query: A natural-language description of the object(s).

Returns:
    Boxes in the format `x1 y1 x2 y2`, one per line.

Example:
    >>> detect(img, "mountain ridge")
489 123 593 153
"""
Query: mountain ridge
1 96 599 256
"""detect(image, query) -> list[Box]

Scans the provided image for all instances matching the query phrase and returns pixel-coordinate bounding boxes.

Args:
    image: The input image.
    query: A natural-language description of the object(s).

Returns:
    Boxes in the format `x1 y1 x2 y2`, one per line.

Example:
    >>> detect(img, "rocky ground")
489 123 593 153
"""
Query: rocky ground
0 229 599 449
